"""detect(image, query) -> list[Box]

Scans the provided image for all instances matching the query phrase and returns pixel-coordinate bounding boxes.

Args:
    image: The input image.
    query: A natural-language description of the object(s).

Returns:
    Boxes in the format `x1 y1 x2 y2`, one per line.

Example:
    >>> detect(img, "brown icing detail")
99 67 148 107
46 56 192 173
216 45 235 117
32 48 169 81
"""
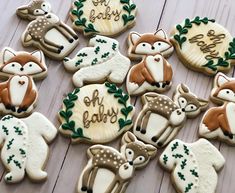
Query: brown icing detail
213 79 235 98
79 132 156 193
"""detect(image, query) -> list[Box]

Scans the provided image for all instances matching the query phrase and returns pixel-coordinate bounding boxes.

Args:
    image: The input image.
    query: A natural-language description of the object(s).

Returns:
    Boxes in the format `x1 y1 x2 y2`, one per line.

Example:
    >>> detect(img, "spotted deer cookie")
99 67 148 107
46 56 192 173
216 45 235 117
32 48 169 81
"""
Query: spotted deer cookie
70 0 137 36
199 73 235 145
134 84 208 148
17 0 79 60
0 113 57 183
77 132 156 193
171 16 235 75
59 83 135 144
64 35 130 87
159 139 225 193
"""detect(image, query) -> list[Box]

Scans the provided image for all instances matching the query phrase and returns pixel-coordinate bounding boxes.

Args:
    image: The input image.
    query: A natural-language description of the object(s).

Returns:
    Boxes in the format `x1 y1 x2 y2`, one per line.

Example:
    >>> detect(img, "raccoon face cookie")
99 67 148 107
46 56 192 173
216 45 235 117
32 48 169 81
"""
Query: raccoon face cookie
70 0 137 36
171 16 235 75
159 139 225 193
77 132 156 193
199 73 235 145
134 84 208 148
59 83 135 144
64 35 131 87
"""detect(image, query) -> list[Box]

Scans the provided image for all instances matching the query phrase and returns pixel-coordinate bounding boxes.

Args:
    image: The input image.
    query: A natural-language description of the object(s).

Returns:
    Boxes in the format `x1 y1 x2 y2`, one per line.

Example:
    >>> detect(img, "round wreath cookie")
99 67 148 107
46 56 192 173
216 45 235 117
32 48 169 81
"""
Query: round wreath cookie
171 16 235 75
70 0 137 36
58 83 135 144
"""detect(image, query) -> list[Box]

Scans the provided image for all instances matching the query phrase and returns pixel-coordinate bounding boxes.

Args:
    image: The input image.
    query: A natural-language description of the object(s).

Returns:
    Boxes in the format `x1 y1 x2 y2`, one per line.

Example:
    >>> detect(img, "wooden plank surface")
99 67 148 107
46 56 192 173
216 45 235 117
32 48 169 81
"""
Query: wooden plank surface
0 0 234 193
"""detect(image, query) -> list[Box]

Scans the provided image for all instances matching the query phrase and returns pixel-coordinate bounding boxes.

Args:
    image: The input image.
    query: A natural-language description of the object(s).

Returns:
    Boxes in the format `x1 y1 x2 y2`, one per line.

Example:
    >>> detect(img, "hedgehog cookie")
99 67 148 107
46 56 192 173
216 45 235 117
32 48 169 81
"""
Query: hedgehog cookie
58 83 135 144
171 16 235 75
159 139 225 193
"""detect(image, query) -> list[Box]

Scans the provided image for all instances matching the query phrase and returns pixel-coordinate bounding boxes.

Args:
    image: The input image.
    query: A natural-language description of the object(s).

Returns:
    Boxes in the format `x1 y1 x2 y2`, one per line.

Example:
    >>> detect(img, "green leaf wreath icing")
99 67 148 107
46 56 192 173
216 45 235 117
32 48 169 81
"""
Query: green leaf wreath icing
120 0 136 26
174 16 235 72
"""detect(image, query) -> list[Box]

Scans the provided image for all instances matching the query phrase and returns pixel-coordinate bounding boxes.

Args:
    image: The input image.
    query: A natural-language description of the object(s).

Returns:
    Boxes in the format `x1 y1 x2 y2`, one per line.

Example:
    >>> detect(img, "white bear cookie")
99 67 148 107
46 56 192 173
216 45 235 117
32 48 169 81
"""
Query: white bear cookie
159 139 225 193
64 35 130 87
59 83 135 144
0 112 57 183
17 0 79 60
77 132 156 193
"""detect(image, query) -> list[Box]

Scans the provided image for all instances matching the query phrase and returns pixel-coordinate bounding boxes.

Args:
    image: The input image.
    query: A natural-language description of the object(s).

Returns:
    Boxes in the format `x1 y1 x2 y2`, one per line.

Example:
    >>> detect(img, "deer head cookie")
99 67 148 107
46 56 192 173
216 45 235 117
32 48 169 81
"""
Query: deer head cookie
77 132 156 193
17 0 79 60
64 35 130 87
134 84 208 148
199 73 235 145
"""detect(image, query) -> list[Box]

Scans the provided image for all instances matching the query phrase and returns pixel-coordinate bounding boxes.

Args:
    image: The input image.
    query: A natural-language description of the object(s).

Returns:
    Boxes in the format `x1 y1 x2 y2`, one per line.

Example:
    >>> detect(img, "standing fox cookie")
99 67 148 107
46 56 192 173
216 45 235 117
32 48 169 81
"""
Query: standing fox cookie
17 0 79 60
64 35 130 87
134 84 208 148
199 73 235 145
159 139 225 193
77 132 156 193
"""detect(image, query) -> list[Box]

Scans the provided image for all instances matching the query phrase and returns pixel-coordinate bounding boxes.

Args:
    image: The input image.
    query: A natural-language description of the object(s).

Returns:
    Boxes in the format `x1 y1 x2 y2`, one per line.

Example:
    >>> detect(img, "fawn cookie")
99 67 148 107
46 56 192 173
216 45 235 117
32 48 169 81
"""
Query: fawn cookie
64 35 130 87
199 73 235 145
70 0 137 36
128 29 174 60
0 113 57 183
17 0 79 61
134 84 208 148
59 83 135 144
77 131 156 193
171 16 235 75
159 138 225 193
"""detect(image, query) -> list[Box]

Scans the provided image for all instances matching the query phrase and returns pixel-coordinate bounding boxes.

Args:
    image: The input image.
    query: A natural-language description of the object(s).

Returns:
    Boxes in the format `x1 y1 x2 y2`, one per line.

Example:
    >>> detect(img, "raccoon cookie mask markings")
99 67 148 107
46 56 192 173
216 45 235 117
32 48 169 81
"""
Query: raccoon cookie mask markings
58 83 135 144
63 35 131 87
17 0 79 60
171 16 235 75
77 132 156 193
0 47 47 116
199 72 235 145
134 84 208 148
159 139 225 193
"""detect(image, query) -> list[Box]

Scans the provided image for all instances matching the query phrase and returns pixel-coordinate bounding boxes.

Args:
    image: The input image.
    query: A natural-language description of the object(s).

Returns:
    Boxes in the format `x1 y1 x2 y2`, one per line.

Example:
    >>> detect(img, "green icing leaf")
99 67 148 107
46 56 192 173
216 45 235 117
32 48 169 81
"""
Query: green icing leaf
91 58 98 65
14 126 23 135
6 175 12 181
163 154 168 165
190 169 199 177
75 59 83 66
112 43 117 51
2 125 9 135
120 0 136 26
7 139 14 150
94 46 100 54
177 172 186 181
181 159 187 169
183 145 189 155
171 141 179 151
101 52 110 58
19 148 26 156
172 154 183 159
13 160 22 169
96 39 107 44
185 183 194 193
7 155 15 164
2 115 13 121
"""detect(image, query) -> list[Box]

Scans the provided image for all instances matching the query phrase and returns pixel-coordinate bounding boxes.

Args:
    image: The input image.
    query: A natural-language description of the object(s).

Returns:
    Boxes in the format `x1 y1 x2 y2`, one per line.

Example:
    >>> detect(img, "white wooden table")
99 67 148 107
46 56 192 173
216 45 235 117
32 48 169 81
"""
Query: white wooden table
0 0 234 192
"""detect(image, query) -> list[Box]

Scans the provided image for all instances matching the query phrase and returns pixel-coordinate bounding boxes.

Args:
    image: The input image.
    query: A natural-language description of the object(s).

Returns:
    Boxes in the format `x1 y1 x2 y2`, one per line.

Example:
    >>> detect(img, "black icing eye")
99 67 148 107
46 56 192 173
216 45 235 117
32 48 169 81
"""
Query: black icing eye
191 106 194 109
128 151 132 155
11 64 15 67
42 4 46 6
36 10 39 13
139 157 143 160
158 43 161 46
142 43 146 47
227 91 230 94
29 64 32 67
181 100 184 103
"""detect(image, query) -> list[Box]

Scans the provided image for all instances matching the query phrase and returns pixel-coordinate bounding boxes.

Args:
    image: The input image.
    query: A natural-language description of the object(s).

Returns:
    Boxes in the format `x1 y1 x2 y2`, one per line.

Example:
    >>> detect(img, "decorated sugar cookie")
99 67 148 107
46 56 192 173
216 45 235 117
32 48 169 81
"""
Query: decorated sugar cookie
64 35 130 87
77 132 156 193
17 0 79 60
134 84 208 148
0 113 57 183
128 29 174 60
159 139 225 193
199 73 235 145
59 83 135 144
70 0 137 36
171 16 235 75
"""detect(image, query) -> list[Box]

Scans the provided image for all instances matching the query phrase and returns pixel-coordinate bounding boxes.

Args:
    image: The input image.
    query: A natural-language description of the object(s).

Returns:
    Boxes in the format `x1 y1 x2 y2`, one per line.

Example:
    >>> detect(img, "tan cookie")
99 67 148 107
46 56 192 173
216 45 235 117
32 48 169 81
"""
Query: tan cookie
171 16 235 75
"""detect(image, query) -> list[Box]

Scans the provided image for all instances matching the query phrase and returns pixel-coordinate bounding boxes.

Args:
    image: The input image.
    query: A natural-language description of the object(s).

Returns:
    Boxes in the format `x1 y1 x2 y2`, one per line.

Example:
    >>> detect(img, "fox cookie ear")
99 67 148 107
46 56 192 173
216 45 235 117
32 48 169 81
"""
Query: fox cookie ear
215 73 230 87
155 29 167 39
31 50 43 62
129 32 141 45
2 47 16 63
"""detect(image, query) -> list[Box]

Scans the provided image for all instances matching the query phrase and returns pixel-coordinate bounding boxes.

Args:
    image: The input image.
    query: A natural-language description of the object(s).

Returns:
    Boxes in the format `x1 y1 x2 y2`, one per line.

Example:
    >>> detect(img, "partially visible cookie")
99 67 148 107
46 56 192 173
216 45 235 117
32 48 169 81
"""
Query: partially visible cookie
159 138 225 193
171 16 235 75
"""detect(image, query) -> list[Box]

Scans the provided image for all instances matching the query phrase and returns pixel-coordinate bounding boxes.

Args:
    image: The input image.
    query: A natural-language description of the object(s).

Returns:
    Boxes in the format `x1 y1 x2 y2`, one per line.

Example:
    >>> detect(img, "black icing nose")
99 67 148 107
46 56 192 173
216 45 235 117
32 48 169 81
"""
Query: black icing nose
20 67 24 71
129 161 133 166
151 46 155 50
46 15 51 18
182 108 185 112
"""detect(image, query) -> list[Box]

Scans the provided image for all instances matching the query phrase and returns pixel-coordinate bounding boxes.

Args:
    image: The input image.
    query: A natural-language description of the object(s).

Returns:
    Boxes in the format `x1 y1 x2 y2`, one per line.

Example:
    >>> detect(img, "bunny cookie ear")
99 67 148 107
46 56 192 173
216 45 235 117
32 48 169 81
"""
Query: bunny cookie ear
2 47 16 63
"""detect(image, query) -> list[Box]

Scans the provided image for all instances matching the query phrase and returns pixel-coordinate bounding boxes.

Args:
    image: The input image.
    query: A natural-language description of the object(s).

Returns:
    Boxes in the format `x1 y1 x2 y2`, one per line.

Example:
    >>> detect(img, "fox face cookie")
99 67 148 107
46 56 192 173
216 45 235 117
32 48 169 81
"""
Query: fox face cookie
0 113 57 183
171 16 235 75
71 0 137 36
64 35 130 87
199 73 235 145
59 83 135 144
134 84 208 148
159 139 225 193
77 132 156 193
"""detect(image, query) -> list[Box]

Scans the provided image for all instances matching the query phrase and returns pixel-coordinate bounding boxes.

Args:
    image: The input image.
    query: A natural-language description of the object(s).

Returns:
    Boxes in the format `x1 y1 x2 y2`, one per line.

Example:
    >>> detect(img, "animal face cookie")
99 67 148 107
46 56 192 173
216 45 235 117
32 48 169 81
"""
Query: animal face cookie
59 83 135 144
77 131 156 193
134 84 208 148
159 139 225 193
199 73 235 145
64 35 130 87
0 113 57 183
171 16 235 75
128 29 174 60
18 1 79 60
126 53 173 96
70 0 137 36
